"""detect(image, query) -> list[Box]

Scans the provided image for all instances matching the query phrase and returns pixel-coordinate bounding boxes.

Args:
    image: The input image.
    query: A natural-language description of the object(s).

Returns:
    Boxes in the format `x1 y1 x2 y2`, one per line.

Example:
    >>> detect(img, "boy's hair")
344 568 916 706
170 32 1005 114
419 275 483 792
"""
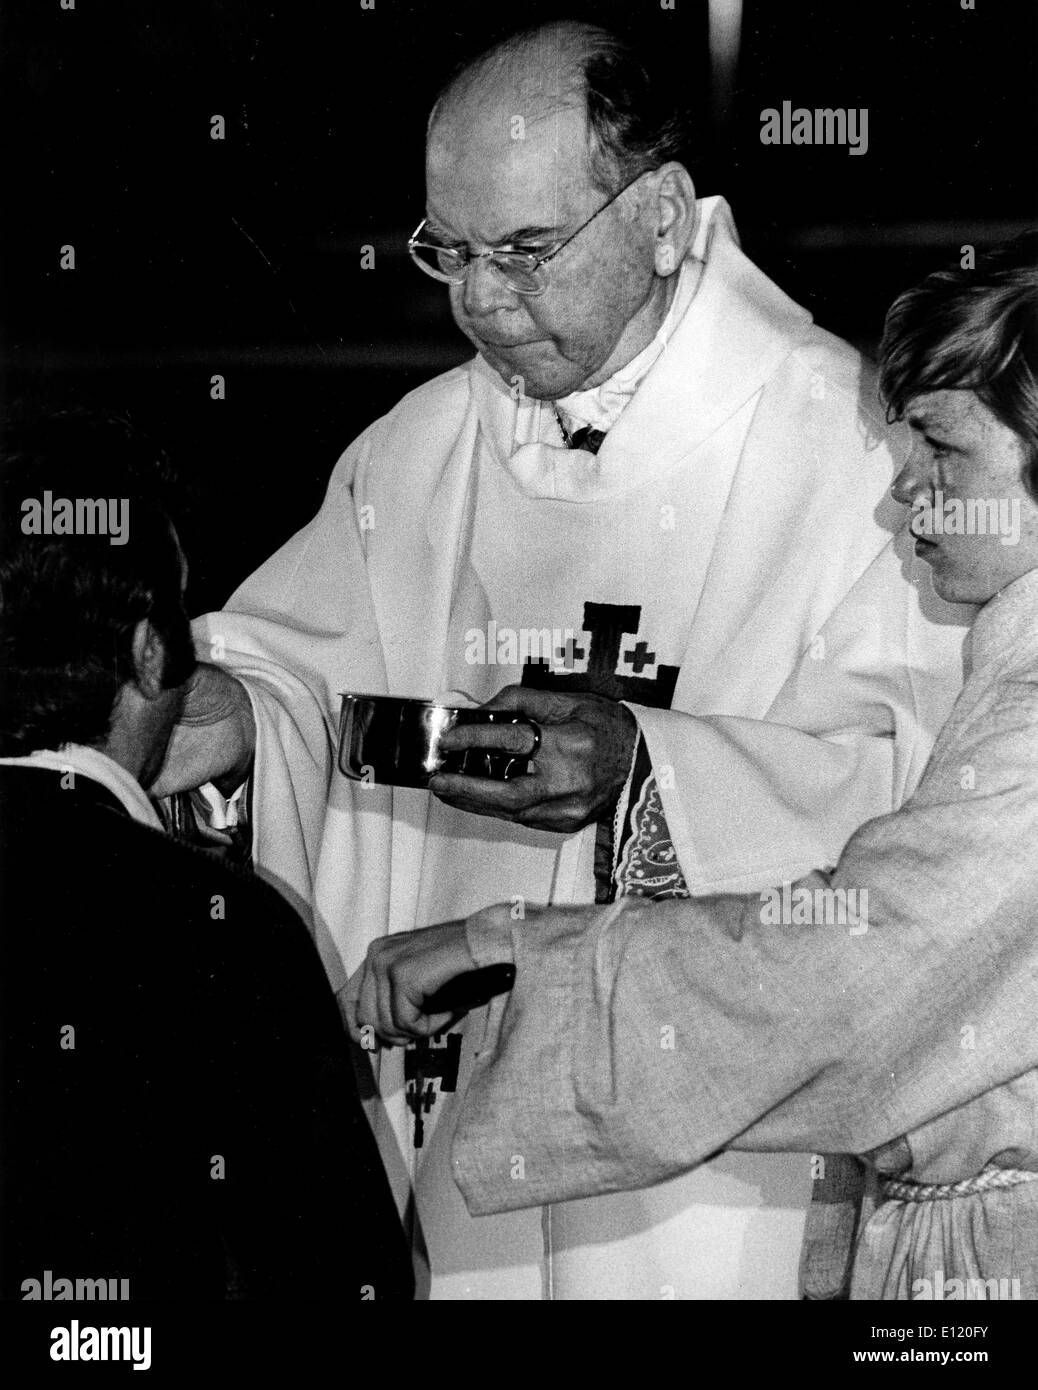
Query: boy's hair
0 410 195 756
880 232 1038 490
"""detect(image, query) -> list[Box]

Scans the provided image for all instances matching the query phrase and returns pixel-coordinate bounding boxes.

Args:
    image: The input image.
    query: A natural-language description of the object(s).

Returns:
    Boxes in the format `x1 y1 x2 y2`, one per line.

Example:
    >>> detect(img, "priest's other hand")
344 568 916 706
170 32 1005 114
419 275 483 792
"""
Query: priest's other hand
149 662 256 798
343 921 476 1047
430 686 637 833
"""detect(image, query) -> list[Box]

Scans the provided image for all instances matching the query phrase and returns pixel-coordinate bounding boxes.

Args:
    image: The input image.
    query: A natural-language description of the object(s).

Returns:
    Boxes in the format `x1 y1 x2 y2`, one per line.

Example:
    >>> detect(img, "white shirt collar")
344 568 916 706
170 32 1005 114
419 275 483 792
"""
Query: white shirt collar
0 743 164 830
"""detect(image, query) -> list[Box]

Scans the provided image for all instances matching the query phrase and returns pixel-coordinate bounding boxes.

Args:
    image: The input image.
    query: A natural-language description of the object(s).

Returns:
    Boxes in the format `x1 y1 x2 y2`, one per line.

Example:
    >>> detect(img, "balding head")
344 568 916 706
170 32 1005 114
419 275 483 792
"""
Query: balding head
429 21 686 195
420 22 698 400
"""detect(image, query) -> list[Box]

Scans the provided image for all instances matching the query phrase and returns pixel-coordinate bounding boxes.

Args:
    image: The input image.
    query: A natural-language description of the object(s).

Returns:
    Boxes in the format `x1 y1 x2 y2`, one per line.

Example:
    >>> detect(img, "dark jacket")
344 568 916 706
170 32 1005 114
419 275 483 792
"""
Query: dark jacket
0 765 413 1301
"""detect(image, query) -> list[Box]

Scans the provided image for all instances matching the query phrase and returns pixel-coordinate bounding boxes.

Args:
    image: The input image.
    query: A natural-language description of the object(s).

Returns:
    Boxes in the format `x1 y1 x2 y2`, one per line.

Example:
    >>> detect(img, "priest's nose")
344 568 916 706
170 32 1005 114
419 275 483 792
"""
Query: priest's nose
457 258 520 318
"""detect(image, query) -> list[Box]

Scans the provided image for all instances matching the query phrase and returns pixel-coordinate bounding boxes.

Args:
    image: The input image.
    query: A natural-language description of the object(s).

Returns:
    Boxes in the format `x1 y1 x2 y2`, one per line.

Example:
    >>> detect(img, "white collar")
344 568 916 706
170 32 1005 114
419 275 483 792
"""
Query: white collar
470 195 816 502
0 743 164 830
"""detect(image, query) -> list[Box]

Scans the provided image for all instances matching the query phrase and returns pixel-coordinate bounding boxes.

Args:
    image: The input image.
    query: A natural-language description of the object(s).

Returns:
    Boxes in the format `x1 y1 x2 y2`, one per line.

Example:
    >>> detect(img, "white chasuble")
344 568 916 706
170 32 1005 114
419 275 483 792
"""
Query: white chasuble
196 198 971 1298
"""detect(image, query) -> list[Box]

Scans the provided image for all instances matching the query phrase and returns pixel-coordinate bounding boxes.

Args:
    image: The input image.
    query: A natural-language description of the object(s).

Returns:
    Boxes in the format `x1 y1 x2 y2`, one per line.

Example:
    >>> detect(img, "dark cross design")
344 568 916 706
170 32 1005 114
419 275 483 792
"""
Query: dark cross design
556 636 586 669
407 1084 436 1148
623 640 656 675
404 1033 462 1149
523 601 680 710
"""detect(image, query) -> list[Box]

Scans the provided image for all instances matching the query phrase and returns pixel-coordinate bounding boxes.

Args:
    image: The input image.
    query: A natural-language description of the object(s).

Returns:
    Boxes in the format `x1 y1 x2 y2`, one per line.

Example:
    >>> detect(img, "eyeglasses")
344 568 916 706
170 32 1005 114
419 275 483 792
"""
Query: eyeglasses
408 170 648 297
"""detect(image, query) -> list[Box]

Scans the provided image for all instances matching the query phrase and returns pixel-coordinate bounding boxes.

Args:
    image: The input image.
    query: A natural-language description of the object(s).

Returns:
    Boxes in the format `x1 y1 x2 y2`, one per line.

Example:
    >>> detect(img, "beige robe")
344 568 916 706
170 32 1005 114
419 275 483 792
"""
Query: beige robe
454 568 1038 1301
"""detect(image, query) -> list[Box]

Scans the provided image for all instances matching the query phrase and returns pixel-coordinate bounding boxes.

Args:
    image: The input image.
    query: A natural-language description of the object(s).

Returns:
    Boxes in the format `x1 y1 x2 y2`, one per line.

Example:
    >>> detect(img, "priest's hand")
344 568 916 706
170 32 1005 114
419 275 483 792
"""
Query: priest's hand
150 662 256 798
430 686 637 833
343 921 476 1047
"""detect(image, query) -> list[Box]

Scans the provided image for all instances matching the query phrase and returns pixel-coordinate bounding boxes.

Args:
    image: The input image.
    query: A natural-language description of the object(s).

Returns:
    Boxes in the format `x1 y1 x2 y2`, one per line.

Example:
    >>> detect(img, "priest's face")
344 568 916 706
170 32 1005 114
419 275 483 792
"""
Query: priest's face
425 89 671 401
891 389 1038 606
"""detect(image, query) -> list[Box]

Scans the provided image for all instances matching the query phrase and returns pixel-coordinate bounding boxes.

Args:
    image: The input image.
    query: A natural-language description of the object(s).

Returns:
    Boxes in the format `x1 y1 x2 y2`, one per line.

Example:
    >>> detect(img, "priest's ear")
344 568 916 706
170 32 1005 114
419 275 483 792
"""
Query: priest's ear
646 163 697 277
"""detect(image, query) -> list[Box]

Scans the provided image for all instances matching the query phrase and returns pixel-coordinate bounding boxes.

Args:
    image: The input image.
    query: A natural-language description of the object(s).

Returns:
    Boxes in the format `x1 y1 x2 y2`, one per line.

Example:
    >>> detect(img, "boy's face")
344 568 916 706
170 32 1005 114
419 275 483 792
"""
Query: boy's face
891 389 1038 605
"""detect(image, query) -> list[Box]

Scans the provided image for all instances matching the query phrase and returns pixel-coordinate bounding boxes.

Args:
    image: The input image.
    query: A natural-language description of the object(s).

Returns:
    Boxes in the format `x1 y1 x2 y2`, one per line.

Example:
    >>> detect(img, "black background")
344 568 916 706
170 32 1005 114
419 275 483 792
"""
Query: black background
2 0 1035 611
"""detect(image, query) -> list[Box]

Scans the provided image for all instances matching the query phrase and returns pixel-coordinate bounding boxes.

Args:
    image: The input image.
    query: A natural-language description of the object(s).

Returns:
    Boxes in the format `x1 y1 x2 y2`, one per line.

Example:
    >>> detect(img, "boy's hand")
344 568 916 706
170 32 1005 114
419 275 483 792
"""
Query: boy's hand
344 920 477 1047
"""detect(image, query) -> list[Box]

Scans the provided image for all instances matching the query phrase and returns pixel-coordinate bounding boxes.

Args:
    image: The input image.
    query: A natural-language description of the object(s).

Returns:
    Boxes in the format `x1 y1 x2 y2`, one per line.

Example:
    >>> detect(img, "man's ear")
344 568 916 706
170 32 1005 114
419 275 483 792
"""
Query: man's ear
649 162 698 277
130 617 168 700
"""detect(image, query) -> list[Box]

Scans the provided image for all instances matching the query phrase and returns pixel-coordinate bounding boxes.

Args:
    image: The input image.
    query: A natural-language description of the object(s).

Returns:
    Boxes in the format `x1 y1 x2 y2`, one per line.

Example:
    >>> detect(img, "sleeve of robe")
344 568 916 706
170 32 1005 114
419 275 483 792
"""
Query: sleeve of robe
191 428 388 970
451 668 1038 1216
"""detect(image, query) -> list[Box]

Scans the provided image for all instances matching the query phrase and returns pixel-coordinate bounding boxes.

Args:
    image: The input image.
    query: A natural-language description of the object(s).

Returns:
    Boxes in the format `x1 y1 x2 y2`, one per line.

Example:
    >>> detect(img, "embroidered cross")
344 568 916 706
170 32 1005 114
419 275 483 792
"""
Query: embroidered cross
556 636 586 668
523 601 679 710
404 1033 463 1149
623 640 656 675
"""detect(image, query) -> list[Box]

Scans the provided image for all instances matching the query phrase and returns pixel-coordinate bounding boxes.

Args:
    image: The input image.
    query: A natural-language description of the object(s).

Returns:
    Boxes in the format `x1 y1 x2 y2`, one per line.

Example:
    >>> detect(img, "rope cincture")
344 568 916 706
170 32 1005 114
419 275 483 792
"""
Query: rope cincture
882 1163 1038 1203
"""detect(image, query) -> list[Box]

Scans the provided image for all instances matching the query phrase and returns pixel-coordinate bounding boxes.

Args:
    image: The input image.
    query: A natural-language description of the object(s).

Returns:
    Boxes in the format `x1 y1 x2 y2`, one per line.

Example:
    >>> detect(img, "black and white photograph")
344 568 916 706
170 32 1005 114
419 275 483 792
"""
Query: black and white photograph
1 0 1036 1368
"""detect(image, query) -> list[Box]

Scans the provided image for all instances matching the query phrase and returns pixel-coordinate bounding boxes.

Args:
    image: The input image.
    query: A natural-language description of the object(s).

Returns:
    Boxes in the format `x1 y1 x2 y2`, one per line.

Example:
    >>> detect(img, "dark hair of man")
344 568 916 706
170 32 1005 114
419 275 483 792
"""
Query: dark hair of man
430 20 689 195
0 410 196 756
879 231 1038 493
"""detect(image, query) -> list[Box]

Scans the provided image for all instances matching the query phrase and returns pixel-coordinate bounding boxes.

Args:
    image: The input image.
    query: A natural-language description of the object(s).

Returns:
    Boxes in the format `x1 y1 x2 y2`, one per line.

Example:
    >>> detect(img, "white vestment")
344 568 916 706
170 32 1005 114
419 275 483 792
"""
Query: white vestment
197 197 971 1298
